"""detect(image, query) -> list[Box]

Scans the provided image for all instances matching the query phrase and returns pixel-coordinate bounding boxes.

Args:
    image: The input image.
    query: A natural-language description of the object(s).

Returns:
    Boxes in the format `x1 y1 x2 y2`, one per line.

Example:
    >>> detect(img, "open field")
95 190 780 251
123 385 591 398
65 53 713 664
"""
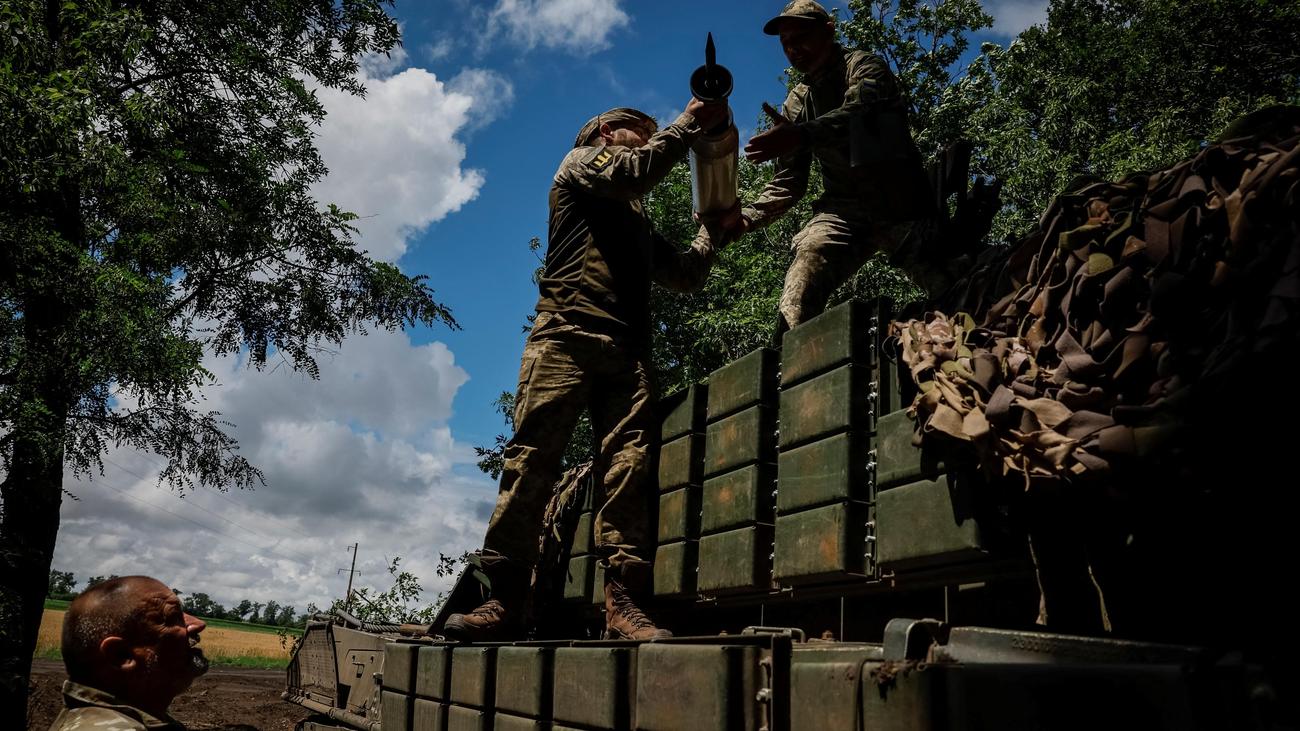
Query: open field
36 608 293 669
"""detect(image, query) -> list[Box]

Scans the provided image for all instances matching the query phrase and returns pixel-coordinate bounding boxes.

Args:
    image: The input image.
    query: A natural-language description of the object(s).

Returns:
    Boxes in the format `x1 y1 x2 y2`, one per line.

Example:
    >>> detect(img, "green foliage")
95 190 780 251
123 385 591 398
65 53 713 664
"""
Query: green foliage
46 570 75 598
939 0 1300 243
334 556 443 625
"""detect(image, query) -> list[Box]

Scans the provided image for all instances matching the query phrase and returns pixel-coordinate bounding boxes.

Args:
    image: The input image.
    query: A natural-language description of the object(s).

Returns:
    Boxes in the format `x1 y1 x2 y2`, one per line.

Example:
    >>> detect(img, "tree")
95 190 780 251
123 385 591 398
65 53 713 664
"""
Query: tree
261 600 281 628
0 1 454 719
941 0 1300 243
248 602 264 625
181 592 225 620
336 556 442 624
83 574 118 590
46 569 75 598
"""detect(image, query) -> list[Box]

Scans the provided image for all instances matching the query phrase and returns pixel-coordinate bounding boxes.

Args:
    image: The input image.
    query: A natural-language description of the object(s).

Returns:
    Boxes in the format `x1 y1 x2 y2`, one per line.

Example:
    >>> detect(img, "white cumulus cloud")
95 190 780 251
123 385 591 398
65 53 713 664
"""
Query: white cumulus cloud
486 0 631 55
310 59 514 262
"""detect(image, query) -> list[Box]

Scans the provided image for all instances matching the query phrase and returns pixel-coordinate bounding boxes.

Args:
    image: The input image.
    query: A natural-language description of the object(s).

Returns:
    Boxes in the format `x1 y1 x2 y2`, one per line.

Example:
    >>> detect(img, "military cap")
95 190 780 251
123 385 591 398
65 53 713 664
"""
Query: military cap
763 0 834 35
573 107 657 148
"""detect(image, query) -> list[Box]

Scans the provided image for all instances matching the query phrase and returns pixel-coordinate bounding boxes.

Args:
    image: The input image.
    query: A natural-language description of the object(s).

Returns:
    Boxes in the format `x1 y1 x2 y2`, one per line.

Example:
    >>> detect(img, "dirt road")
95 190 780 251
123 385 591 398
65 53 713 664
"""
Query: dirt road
27 658 311 731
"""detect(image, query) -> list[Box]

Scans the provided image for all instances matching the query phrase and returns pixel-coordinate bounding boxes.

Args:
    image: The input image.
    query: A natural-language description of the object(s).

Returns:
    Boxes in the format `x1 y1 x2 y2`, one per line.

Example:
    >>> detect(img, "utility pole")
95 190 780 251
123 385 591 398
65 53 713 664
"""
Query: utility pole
338 543 360 610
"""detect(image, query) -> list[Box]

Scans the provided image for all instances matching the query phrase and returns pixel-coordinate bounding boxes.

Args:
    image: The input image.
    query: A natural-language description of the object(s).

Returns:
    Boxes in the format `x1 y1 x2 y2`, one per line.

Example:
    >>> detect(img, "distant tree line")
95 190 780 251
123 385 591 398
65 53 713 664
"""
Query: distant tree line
47 569 319 628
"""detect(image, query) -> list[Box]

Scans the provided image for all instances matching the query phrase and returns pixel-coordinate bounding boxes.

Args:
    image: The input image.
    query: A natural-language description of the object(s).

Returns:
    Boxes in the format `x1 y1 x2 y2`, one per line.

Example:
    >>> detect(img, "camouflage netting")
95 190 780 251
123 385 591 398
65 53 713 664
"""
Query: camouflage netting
892 107 1300 489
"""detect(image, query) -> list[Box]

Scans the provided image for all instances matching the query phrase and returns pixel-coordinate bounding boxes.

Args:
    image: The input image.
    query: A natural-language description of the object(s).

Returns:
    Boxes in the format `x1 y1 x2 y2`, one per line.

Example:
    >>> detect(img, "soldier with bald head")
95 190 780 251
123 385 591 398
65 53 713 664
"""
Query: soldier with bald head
446 97 732 642
48 576 209 731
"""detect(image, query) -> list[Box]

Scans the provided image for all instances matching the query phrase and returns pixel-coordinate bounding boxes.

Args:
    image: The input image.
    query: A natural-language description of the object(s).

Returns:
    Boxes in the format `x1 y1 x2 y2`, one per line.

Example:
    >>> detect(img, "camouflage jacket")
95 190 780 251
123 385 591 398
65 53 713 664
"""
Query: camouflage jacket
743 45 921 228
536 112 720 342
47 680 186 731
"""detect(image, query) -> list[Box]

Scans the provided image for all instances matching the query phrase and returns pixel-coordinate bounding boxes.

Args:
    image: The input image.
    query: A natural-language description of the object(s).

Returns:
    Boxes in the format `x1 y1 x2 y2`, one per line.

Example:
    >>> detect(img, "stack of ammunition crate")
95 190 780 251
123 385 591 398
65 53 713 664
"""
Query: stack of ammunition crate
773 300 880 585
562 486 596 604
697 348 779 595
653 384 706 597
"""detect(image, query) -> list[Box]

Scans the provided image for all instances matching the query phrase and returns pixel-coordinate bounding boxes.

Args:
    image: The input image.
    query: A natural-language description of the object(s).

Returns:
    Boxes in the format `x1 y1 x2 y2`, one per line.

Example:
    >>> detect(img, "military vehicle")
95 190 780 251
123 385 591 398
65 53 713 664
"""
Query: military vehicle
283 295 1291 731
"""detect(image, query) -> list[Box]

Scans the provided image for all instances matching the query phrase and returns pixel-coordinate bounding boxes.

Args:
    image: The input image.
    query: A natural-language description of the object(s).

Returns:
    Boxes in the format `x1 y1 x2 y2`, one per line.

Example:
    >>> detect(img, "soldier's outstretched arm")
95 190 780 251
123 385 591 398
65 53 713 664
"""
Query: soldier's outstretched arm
800 53 900 144
651 221 731 293
559 113 704 201
741 93 812 231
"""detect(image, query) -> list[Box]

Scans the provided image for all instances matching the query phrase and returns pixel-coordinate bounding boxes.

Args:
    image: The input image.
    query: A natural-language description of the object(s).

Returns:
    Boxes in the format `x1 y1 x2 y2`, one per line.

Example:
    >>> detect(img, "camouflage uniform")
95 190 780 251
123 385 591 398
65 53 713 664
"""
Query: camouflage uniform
47 680 185 731
482 108 719 574
746 6 937 328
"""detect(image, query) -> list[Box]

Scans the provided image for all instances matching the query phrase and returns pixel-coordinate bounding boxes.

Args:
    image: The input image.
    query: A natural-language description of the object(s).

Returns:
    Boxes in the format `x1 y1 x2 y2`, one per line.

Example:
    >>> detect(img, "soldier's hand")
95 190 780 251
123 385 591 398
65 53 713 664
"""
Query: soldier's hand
685 97 729 132
744 102 805 163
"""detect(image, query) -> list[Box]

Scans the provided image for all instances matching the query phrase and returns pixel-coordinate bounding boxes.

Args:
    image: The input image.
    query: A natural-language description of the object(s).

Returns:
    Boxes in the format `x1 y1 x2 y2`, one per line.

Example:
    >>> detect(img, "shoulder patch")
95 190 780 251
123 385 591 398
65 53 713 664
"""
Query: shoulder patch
585 146 615 170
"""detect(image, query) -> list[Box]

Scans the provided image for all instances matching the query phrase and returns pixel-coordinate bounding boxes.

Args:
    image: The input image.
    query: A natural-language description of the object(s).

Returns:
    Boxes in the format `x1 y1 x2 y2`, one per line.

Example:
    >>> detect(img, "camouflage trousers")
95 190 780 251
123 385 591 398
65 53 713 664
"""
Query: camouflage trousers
482 311 654 572
780 212 948 328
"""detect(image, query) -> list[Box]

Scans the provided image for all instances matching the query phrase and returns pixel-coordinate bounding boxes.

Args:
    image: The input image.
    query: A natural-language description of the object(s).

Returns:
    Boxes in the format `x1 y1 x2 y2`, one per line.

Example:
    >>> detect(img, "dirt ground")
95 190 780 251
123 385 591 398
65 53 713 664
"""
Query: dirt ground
26 658 311 731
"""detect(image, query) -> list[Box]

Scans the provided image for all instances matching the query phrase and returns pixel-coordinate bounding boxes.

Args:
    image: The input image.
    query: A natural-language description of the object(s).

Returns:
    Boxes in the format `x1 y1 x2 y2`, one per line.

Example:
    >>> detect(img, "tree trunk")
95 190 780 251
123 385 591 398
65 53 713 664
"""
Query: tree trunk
0 414 68 728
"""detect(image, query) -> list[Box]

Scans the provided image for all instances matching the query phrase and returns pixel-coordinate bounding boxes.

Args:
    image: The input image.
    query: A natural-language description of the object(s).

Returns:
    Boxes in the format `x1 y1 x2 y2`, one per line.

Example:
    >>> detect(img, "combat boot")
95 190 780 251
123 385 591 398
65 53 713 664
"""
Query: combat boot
603 562 672 640
443 553 529 642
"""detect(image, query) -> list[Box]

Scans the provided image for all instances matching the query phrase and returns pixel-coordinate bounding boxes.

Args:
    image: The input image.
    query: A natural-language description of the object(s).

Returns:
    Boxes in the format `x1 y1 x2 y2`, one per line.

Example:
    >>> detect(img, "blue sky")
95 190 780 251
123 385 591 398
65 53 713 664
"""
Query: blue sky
52 0 1048 611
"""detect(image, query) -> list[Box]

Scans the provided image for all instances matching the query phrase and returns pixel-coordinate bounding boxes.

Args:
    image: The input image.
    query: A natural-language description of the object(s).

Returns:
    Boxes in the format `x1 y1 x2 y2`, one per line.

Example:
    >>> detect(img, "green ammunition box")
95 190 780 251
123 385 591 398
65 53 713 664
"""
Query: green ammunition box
773 501 869 584
703 405 776 478
449 646 496 709
658 486 700 542
776 431 873 513
658 433 704 492
878 337 906 416
876 474 985 571
874 409 948 489
780 299 878 387
634 643 763 731
706 347 779 421
494 646 552 718
697 524 775 594
445 704 488 731
660 383 707 441
563 555 594 602
700 463 774 534
492 714 545 731
778 364 875 449
653 540 698 597
571 511 593 556
552 646 636 730
382 690 413 731
415 645 452 700
591 560 606 606
790 645 883 731
383 642 419 693
412 698 446 731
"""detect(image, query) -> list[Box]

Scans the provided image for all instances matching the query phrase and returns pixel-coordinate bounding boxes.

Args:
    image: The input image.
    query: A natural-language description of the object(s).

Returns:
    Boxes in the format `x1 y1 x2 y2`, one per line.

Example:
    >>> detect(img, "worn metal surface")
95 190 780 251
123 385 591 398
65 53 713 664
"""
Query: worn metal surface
449 646 496 709
701 463 774 533
571 511 593 556
658 432 704 492
773 501 869 583
634 643 761 731
780 298 878 387
412 698 445 731
383 642 420 693
779 364 876 449
706 347 779 421
704 405 777 477
790 644 883 731
562 554 595 602
286 622 338 706
415 645 452 700
653 540 698 597
592 560 607 606
697 524 775 594
381 689 412 731
660 383 707 441
444 704 488 731
658 485 701 542
494 646 552 718
552 646 636 730
776 431 873 513
876 474 985 571
492 713 546 731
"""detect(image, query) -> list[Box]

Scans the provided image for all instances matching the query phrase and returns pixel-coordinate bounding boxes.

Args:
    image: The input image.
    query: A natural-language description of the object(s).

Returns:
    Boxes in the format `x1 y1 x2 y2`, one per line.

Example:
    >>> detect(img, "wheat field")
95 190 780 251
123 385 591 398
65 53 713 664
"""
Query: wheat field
37 609 292 664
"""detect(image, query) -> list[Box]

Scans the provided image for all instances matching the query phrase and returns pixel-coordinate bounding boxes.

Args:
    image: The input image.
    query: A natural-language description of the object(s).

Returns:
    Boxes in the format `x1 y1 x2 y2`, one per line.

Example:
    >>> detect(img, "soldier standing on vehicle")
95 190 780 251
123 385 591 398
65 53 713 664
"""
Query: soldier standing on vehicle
48 576 209 731
445 99 733 642
730 0 948 333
